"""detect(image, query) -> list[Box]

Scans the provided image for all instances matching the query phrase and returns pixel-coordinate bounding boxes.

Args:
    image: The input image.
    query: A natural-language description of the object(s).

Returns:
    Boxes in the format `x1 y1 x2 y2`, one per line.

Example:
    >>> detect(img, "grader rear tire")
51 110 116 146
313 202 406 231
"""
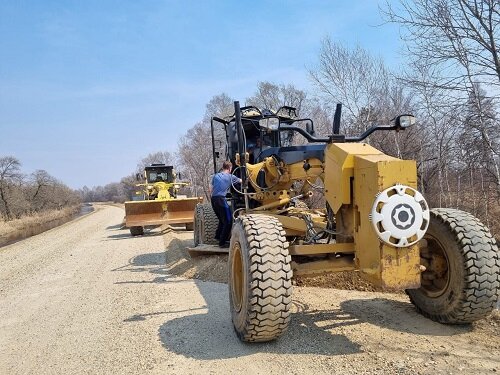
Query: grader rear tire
193 203 218 246
129 226 144 236
407 208 500 323
229 214 292 342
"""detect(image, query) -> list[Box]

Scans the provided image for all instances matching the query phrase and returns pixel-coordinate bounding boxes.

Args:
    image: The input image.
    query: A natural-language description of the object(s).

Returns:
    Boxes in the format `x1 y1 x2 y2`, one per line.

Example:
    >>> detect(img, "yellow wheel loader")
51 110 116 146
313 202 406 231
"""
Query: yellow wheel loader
124 164 201 236
205 101 500 342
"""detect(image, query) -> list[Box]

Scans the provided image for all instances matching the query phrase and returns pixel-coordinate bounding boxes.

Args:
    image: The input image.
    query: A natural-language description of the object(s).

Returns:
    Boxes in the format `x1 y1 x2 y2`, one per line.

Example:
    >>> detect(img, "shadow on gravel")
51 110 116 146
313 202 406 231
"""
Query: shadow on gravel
105 223 123 230
111 251 172 284
340 298 473 336
157 280 362 360
115 234 361 358
107 229 168 240
124 307 207 322
115 243 363 358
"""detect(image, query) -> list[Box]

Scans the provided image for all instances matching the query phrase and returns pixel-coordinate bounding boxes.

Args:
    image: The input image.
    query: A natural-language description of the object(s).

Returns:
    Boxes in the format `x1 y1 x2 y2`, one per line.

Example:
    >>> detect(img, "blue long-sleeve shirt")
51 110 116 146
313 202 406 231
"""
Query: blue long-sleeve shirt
211 172 240 197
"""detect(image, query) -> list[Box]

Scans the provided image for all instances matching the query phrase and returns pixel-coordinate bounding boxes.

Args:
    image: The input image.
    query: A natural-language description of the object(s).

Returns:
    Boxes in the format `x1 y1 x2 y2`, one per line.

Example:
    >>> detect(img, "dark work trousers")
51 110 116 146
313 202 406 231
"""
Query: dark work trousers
211 196 233 246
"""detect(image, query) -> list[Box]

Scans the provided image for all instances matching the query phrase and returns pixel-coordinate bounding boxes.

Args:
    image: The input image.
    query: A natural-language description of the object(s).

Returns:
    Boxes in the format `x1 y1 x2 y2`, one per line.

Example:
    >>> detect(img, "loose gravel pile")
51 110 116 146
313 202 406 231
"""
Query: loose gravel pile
163 228 381 291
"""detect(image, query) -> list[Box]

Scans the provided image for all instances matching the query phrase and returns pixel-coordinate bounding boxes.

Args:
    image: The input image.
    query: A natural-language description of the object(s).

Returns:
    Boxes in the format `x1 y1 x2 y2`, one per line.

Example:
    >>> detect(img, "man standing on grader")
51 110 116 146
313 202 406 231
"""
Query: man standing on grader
210 161 241 248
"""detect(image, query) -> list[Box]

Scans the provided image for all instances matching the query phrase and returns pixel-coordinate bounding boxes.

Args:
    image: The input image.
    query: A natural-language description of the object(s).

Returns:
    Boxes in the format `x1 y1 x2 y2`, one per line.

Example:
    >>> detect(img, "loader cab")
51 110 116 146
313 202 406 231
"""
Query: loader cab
145 164 175 184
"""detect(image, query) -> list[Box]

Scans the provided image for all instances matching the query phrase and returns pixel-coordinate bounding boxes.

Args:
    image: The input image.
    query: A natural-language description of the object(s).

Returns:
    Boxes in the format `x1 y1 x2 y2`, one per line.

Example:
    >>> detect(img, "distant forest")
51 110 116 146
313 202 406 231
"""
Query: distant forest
0 156 80 221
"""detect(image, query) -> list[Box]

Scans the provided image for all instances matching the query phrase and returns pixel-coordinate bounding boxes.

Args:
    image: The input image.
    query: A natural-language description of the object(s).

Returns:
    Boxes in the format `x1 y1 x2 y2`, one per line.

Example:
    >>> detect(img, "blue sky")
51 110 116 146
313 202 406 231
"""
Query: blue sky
0 0 402 188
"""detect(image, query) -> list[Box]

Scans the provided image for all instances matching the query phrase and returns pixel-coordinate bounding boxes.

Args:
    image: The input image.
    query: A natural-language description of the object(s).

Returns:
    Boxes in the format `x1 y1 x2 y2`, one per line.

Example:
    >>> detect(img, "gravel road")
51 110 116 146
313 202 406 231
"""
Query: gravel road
0 205 498 375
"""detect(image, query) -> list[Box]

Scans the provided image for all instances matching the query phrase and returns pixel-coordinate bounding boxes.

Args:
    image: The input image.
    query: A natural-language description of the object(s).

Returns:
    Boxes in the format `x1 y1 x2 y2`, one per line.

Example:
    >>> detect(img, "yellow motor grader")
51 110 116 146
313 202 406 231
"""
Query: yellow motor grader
203 101 500 342
124 164 201 236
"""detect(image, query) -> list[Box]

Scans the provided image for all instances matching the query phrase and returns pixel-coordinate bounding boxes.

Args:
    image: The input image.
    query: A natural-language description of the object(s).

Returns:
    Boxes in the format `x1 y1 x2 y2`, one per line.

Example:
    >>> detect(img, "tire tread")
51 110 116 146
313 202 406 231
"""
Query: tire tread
232 214 292 342
408 208 500 323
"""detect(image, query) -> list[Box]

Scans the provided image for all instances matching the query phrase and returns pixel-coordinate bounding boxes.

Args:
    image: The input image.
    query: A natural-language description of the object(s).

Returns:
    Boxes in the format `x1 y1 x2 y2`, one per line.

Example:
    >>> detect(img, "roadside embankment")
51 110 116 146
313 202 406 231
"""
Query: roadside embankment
0 204 93 248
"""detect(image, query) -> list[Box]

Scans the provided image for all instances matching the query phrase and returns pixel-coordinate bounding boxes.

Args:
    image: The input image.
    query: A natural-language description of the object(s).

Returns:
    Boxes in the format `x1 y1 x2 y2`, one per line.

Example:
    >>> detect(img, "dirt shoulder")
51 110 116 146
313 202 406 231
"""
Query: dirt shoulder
0 204 89 248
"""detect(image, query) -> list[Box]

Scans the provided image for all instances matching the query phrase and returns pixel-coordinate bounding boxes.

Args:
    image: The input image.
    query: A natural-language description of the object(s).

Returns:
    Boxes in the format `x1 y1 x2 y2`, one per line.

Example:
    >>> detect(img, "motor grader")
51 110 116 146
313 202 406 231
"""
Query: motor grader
124 164 201 236
200 101 499 343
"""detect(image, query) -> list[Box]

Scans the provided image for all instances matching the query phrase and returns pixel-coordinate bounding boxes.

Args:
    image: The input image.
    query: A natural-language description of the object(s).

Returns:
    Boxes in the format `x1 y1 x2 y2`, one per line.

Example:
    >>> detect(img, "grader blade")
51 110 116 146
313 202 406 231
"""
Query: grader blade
124 198 201 227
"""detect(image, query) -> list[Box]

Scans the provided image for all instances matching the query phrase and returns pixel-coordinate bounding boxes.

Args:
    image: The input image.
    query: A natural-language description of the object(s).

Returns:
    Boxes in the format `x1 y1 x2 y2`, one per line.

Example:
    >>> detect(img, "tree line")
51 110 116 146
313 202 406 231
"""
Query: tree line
0 156 81 221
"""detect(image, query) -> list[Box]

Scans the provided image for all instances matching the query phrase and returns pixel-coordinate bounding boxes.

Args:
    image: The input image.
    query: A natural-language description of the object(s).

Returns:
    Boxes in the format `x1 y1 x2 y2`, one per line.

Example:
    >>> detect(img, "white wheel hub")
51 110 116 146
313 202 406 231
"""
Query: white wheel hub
369 184 429 248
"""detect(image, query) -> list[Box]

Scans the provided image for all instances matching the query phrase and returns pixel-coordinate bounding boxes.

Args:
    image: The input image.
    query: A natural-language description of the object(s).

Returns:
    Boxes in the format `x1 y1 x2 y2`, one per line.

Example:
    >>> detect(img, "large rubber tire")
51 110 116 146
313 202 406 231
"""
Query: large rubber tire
193 203 218 246
130 226 144 236
229 214 293 342
407 208 500 323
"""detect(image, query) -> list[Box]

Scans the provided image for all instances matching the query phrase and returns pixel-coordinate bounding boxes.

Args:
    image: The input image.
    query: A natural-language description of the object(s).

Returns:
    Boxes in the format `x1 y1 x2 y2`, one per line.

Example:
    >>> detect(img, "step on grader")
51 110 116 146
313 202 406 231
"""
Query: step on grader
124 164 201 236
200 101 499 342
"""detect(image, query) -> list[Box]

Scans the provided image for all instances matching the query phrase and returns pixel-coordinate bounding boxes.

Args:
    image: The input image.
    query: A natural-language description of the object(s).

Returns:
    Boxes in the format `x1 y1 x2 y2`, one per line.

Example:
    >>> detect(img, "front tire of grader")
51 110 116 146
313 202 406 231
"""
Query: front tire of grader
407 208 500 324
129 226 144 236
229 214 293 342
193 203 218 246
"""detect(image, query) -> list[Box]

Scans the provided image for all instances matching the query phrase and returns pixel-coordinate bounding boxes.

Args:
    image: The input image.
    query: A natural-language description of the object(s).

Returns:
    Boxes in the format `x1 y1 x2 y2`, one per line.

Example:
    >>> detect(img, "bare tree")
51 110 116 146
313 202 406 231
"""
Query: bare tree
462 84 500 176
177 122 214 200
309 38 391 132
382 0 500 89
382 0 500 213
30 170 58 210
308 102 333 136
246 81 308 115
136 151 173 173
0 156 22 220
204 93 234 121
0 157 81 219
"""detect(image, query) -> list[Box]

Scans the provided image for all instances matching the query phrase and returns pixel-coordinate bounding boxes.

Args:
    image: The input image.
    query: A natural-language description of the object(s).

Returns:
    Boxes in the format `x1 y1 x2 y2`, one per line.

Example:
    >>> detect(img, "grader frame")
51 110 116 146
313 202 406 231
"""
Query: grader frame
205 101 499 343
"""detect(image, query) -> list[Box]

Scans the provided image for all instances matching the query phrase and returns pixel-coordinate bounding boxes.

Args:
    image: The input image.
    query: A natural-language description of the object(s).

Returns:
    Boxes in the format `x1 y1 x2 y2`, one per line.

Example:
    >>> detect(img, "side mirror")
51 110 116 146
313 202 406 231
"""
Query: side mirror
135 173 141 181
305 121 315 136
395 115 416 129
178 172 182 180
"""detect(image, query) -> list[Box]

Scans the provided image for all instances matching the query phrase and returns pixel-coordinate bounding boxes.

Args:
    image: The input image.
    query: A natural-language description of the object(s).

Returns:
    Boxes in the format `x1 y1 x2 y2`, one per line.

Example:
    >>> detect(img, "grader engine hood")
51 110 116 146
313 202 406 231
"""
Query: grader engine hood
324 143 428 290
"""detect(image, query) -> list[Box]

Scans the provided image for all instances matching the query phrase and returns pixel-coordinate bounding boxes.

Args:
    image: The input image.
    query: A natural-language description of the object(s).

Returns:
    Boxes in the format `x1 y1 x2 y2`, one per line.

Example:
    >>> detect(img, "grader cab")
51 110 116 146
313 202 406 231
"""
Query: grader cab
201 101 499 342
124 164 201 236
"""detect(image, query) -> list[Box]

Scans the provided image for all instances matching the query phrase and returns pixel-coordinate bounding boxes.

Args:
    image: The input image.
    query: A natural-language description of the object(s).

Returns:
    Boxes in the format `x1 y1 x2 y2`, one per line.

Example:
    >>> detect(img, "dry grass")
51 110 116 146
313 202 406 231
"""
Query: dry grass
0 206 80 243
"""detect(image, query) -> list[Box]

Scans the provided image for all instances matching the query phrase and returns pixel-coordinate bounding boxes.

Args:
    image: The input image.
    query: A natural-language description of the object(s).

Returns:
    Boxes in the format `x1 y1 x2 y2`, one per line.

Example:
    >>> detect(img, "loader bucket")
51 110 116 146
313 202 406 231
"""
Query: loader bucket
125 197 202 227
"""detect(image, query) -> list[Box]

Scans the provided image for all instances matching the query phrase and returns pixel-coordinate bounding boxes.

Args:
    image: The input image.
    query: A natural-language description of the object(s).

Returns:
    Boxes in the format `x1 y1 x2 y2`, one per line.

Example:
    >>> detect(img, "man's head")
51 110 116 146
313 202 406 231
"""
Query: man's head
222 161 232 172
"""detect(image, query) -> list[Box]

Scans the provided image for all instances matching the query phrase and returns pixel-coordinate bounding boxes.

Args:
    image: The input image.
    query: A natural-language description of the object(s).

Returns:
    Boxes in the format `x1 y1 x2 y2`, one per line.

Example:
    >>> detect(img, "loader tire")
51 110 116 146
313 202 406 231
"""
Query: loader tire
130 226 144 236
229 214 292 342
407 208 500 323
193 203 218 246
